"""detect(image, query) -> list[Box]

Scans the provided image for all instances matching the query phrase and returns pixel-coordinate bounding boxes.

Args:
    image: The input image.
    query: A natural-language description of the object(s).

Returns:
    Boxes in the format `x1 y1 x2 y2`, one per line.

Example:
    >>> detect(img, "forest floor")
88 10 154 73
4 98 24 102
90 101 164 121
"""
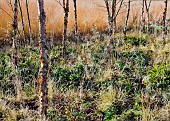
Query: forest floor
0 31 170 121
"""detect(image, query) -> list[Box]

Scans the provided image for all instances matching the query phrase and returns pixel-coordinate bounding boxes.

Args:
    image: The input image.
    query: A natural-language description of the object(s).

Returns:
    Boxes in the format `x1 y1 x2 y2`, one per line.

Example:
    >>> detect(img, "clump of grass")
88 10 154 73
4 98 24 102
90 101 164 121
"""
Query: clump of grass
147 63 170 90
124 35 147 46
97 85 117 112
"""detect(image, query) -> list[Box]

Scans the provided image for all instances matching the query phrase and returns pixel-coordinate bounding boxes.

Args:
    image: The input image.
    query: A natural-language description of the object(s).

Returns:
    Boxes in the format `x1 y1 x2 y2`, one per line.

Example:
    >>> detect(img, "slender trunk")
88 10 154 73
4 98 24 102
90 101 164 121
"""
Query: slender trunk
113 0 124 33
123 0 130 36
5 0 21 37
105 1 113 42
63 0 69 59
104 0 114 64
26 0 33 44
12 0 23 101
73 0 78 43
112 0 116 32
104 0 123 62
37 0 48 120
18 0 26 45
80 45 86 111
162 0 168 43
144 0 151 33
140 0 145 34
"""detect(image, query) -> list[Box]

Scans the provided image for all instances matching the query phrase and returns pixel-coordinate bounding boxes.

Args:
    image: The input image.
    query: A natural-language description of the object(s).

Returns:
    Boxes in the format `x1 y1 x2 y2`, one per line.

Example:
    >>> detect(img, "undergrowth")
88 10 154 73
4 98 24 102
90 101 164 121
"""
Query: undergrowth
0 33 169 121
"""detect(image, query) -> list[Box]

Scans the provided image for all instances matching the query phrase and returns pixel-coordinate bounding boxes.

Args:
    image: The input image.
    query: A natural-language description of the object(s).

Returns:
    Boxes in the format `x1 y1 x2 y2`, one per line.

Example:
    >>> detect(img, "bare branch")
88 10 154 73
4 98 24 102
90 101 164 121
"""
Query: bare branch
113 0 124 20
5 0 14 11
0 6 13 19
54 0 64 8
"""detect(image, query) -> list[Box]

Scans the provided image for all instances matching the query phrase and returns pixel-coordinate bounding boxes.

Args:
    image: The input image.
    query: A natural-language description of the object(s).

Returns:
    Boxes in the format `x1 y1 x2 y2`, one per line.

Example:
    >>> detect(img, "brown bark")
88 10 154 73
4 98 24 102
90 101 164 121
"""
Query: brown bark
104 0 123 60
12 0 23 101
104 0 123 43
162 0 168 43
62 0 69 59
123 0 130 36
73 0 78 43
13 0 18 44
37 0 48 120
140 0 145 33
144 0 151 33
18 0 26 45
112 0 116 31
104 0 113 46
26 0 33 44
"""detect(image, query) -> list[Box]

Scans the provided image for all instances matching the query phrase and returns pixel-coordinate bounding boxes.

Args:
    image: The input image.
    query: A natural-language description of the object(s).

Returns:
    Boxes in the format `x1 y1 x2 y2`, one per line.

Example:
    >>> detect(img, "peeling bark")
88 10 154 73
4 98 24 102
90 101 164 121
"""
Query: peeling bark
63 0 69 59
37 0 48 120
162 0 168 43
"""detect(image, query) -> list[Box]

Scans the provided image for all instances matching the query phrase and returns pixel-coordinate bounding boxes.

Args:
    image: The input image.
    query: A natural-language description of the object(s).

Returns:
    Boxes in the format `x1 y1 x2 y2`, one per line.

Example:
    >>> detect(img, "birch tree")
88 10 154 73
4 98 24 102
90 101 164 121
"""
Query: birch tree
104 0 116 41
123 0 131 36
162 0 168 43
12 0 23 101
56 0 69 59
62 0 69 59
37 0 48 120
144 0 151 33
140 0 145 34
26 0 32 44
73 0 78 44
104 0 123 59
18 0 26 45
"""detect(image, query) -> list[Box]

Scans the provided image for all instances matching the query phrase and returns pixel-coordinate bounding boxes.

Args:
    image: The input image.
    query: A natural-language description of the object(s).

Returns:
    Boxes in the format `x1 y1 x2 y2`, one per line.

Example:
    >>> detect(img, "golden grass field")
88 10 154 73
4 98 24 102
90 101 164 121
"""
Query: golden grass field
0 0 170 38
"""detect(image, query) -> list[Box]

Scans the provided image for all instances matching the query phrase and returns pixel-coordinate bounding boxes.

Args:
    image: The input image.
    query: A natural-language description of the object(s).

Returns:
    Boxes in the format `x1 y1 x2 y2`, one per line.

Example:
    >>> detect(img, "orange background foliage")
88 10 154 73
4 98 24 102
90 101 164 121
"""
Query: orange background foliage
0 0 170 38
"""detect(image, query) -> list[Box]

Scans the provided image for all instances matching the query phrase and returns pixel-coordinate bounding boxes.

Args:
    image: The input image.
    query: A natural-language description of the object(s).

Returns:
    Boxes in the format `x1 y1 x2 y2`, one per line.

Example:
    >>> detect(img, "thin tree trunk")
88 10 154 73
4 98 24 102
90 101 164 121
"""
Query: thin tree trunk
5 0 21 37
104 0 124 62
123 0 131 36
104 0 123 44
26 0 33 44
73 0 78 44
112 0 117 32
162 0 168 43
12 0 23 101
144 0 151 33
37 0 48 120
63 0 69 59
18 0 26 45
104 1 113 42
140 0 145 34
104 0 115 64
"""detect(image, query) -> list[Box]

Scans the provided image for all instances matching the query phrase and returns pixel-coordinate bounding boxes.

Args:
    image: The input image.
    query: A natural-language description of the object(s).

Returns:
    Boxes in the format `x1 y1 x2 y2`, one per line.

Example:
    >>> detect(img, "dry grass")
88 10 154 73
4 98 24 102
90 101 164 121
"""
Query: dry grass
96 85 117 112
0 0 170 38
